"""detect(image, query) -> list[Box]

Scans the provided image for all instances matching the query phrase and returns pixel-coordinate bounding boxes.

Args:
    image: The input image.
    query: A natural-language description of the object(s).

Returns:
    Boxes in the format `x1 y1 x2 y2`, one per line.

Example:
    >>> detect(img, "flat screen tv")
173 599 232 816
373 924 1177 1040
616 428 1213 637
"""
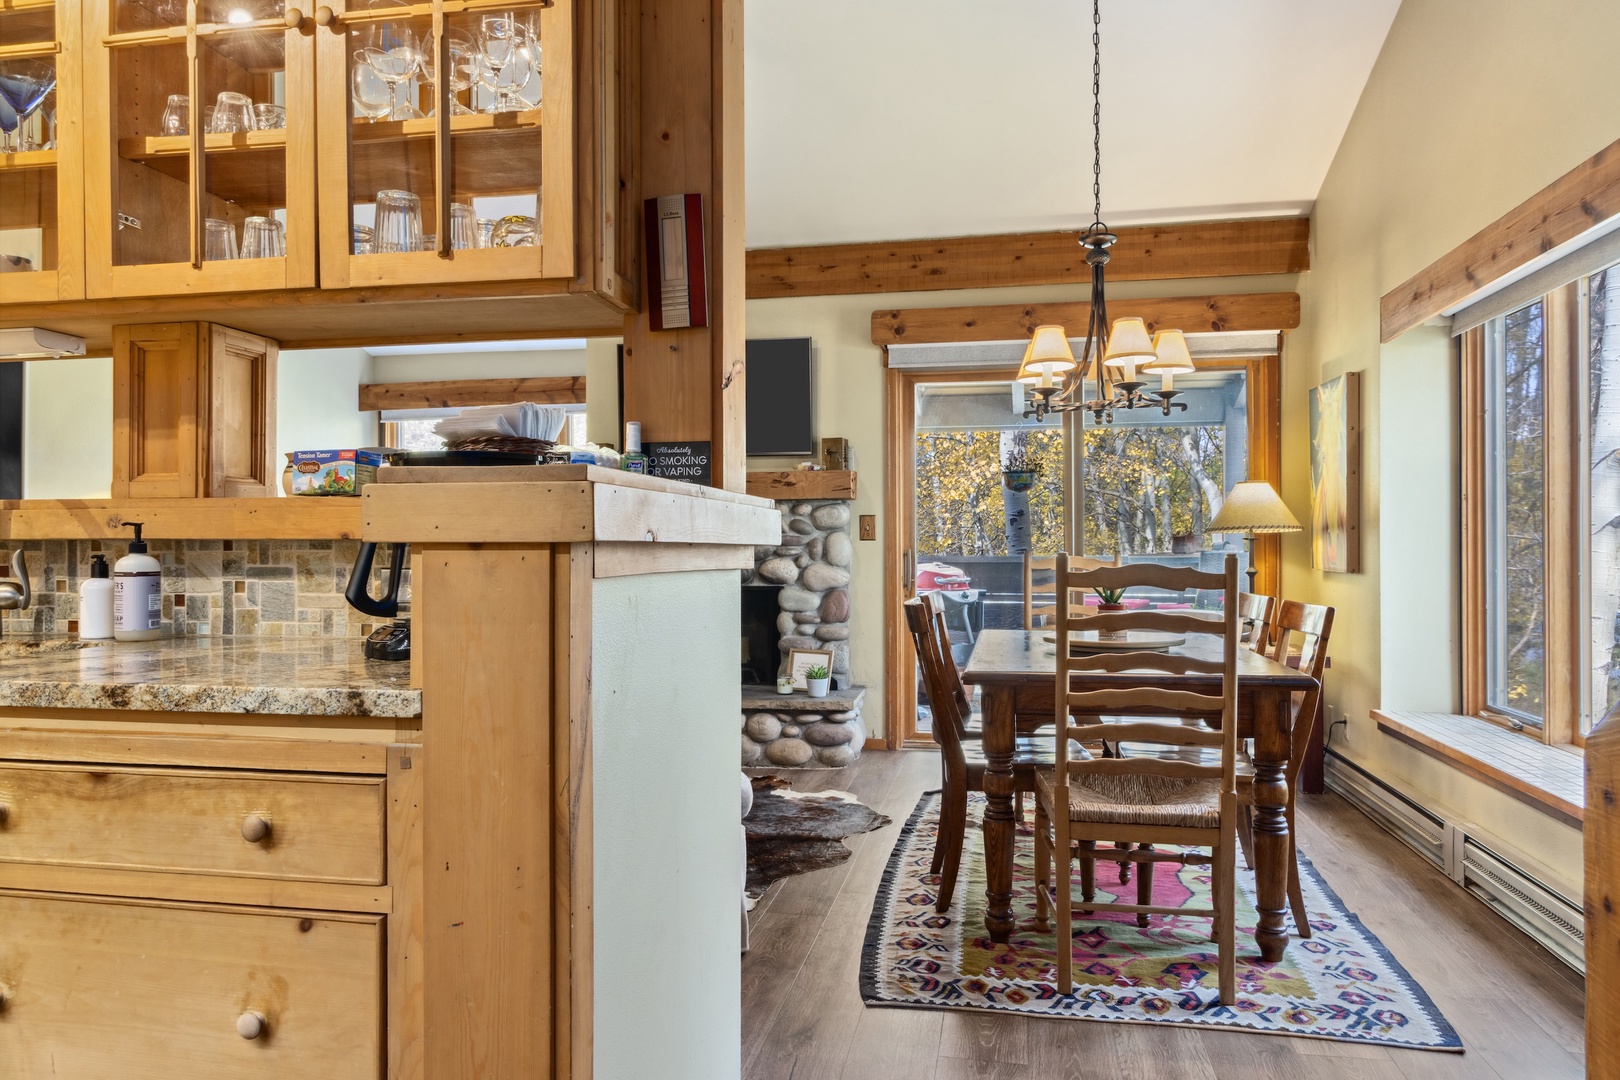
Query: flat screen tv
746 338 813 456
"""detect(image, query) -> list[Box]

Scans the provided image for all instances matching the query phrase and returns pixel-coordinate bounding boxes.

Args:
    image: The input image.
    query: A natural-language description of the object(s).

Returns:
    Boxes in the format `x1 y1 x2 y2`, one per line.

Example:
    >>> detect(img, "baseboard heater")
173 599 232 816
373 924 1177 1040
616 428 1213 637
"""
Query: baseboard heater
1323 748 1585 973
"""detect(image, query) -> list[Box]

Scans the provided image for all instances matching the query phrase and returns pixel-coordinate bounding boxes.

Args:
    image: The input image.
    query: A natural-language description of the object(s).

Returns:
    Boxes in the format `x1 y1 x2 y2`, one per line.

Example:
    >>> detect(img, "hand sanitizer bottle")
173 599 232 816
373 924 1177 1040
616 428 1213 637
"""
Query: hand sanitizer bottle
621 421 648 474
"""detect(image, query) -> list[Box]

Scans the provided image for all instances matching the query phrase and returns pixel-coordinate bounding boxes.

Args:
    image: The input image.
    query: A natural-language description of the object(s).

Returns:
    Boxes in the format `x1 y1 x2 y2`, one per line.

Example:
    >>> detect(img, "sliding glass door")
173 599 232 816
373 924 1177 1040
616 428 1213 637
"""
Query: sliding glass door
893 358 1274 745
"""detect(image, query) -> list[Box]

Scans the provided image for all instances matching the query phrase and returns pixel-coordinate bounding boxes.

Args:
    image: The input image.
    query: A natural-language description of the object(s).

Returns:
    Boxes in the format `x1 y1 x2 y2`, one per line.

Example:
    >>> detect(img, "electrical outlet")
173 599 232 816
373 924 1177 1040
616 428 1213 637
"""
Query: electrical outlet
859 515 876 541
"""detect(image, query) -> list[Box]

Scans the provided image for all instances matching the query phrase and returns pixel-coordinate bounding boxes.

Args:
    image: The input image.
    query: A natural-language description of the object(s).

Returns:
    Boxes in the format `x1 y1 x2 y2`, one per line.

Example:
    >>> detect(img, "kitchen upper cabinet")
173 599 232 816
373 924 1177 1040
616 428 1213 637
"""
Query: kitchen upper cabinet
83 0 317 297
4 0 634 346
0 0 85 302
315 0 573 289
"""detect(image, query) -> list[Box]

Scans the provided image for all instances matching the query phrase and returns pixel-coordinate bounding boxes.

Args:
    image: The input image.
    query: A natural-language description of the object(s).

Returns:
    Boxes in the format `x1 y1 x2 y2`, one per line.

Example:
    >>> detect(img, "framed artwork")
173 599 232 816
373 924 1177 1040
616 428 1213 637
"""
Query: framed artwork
786 648 834 691
1309 372 1361 573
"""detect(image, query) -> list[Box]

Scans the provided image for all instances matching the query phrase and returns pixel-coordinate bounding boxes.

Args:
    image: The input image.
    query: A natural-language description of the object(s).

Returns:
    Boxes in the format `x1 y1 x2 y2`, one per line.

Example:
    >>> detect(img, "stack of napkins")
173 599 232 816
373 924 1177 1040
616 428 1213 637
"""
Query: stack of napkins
433 403 568 443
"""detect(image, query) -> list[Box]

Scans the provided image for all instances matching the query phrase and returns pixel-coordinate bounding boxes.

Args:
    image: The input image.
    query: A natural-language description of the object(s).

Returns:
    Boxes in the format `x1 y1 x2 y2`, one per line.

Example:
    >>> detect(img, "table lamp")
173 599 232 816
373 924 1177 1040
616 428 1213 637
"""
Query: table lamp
1208 481 1302 593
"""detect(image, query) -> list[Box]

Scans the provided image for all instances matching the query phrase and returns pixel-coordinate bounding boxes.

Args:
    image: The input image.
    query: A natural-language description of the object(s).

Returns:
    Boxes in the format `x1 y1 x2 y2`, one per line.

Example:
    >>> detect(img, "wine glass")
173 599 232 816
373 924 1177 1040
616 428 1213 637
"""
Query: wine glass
445 34 477 116
476 13 529 113
0 60 57 154
351 57 393 121
360 24 424 121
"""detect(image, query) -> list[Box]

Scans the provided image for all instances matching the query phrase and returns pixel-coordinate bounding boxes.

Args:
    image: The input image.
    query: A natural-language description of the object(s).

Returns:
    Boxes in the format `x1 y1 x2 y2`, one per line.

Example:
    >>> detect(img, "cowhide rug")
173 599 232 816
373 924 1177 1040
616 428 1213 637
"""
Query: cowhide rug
745 775 891 900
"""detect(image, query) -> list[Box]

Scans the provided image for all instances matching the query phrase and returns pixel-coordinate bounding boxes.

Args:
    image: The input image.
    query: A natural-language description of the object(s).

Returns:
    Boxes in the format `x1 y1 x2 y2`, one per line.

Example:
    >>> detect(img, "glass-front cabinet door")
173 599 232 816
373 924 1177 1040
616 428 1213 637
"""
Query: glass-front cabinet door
0 0 82 302
315 0 573 289
83 0 316 296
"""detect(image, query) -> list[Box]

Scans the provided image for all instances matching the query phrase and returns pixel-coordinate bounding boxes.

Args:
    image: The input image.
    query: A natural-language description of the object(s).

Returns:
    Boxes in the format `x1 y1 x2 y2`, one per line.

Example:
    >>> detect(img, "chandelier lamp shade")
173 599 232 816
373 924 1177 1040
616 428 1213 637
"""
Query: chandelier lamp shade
1014 325 1079 387
1021 0 1196 423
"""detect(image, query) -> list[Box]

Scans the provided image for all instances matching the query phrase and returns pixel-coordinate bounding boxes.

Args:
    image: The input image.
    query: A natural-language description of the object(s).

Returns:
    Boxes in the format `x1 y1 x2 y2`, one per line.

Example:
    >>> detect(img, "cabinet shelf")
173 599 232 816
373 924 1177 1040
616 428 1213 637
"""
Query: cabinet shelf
0 148 57 173
745 471 858 501
351 109 542 202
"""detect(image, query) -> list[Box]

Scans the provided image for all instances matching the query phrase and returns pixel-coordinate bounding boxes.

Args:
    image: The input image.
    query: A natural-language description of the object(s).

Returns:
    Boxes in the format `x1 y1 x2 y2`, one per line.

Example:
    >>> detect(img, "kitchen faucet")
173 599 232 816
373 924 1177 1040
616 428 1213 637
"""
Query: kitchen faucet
0 549 31 637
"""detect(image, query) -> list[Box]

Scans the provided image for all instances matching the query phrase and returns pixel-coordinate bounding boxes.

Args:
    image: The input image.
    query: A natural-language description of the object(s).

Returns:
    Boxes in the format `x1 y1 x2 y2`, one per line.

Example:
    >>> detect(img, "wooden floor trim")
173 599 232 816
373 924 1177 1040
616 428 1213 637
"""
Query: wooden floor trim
1373 709 1584 827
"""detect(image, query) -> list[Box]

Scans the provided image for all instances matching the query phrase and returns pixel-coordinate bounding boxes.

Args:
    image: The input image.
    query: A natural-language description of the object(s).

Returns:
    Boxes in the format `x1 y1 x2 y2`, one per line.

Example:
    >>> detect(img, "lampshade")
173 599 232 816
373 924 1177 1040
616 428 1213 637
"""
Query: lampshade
1102 317 1155 370
1015 324 1077 384
1208 482 1302 535
1143 329 1195 375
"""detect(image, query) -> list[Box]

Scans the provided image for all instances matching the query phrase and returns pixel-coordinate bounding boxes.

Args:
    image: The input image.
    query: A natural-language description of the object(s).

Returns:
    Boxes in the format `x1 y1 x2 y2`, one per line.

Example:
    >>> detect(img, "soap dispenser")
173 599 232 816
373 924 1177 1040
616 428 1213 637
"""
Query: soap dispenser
78 554 114 640
113 523 162 641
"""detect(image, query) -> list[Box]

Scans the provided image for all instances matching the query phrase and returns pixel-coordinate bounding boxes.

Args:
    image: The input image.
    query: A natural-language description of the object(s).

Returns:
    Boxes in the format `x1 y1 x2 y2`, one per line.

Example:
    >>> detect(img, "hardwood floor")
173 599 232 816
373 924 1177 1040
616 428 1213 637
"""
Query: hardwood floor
743 750 1586 1080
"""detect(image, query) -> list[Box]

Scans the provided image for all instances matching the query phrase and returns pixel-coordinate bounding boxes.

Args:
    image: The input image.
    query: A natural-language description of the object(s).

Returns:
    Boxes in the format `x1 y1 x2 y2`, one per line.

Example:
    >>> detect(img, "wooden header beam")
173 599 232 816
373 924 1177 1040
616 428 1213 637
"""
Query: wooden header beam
871 292 1300 347
359 377 587 411
1381 135 1620 342
748 218 1309 300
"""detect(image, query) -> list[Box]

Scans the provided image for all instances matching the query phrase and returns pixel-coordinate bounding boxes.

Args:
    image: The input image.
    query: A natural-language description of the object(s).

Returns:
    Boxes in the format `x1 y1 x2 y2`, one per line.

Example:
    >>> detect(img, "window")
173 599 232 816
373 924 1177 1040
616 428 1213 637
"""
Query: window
1482 301 1546 724
1463 267 1620 744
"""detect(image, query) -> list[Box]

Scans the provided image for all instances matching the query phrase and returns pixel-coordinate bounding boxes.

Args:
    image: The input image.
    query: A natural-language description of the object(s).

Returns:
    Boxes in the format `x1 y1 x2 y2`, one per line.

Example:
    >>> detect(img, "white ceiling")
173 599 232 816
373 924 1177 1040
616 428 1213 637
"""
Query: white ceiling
743 0 1401 248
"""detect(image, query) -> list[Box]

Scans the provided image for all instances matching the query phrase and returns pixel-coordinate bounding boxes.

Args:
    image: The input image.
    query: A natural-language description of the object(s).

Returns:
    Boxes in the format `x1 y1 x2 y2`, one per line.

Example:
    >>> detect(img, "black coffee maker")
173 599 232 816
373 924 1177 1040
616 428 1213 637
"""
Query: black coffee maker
346 542 410 661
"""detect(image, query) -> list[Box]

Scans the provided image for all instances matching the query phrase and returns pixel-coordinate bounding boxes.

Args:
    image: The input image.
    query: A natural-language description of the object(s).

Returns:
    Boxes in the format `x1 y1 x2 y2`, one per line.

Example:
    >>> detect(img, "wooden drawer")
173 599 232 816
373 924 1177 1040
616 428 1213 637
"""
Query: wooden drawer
0 893 381 1080
0 764 385 885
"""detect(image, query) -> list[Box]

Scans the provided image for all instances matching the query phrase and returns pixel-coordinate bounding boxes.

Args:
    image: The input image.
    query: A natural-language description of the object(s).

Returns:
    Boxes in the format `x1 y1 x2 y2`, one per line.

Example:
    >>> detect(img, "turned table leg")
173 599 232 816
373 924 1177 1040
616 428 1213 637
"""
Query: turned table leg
981 685 1017 944
1250 689 1292 963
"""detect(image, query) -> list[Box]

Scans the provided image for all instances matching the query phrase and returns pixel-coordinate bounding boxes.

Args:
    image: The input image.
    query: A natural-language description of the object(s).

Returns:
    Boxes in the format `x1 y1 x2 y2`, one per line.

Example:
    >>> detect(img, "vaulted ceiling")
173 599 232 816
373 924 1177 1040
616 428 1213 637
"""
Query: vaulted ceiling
743 0 1402 248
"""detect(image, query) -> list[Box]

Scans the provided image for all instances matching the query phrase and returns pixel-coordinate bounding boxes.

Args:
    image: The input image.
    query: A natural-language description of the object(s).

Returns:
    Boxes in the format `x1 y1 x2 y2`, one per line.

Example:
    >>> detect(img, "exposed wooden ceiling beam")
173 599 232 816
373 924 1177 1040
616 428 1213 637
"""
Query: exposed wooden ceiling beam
747 217 1309 300
871 292 1300 347
359 376 586 411
1381 135 1620 342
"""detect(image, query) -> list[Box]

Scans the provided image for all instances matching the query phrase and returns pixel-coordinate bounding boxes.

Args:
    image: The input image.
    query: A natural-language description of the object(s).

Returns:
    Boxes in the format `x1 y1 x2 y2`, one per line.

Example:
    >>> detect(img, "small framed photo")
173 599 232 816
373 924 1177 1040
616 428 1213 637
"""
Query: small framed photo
786 648 834 691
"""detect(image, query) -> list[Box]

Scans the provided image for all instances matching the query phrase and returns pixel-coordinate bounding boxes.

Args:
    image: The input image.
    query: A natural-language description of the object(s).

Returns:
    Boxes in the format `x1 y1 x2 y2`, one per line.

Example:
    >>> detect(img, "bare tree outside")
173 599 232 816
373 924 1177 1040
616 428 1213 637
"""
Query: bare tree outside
1590 268 1620 729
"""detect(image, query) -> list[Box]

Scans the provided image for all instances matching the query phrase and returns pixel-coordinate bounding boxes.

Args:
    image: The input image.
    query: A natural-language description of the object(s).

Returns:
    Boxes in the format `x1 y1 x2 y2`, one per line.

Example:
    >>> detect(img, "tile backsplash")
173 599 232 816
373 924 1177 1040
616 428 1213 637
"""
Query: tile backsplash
0 539 409 639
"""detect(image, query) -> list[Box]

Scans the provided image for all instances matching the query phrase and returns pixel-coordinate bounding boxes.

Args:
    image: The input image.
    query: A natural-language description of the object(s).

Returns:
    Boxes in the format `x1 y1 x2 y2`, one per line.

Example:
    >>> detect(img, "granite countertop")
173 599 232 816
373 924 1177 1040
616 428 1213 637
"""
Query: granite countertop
0 636 421 718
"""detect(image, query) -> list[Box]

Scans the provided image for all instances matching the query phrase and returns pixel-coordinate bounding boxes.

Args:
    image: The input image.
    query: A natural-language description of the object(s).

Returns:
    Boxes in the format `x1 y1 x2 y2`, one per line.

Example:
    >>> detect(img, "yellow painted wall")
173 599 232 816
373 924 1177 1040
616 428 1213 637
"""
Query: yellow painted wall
746 271 1303 742
1283 0 1620 892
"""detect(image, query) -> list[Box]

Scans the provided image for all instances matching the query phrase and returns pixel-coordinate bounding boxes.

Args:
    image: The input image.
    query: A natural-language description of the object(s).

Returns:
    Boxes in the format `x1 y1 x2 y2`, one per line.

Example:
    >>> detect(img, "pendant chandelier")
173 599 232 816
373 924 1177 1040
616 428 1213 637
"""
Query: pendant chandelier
1018 0 1196 423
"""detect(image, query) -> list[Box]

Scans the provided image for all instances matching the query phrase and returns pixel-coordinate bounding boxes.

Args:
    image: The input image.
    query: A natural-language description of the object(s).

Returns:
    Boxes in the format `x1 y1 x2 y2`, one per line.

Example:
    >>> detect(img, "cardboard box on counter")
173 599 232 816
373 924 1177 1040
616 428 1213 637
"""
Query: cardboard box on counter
290 448 389 496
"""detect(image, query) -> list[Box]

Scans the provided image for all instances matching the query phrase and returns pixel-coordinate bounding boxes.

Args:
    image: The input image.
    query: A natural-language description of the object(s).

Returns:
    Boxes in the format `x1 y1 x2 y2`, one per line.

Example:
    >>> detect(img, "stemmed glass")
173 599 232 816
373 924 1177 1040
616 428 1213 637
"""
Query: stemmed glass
445 34 477 116
476 13 531 113
360 24 425 121
351 58 393 122
0 60 58 155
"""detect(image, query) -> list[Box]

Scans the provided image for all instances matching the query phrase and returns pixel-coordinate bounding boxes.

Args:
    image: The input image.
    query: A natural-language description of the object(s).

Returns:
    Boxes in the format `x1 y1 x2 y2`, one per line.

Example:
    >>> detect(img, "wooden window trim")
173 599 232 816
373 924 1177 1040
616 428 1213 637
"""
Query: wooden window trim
1460 285 1586 748
883 354 1282 749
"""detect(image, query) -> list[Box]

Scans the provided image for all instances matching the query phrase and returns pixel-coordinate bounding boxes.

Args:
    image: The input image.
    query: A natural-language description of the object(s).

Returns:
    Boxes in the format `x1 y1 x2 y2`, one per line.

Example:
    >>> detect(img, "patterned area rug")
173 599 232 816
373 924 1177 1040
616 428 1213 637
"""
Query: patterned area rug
860 791 1462 1051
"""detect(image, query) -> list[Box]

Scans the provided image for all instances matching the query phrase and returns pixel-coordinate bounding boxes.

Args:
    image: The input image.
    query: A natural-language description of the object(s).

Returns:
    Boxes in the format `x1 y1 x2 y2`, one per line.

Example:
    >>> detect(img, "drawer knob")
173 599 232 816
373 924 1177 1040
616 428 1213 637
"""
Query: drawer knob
237 1011 266 1040
240 814 272 843
314 5 336 25
284 6 305 27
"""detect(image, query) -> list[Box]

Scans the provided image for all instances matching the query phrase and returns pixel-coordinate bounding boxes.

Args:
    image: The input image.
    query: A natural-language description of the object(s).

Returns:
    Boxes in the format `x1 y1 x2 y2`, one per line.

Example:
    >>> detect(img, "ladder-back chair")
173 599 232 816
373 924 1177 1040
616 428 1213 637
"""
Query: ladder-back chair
1033 554 1241 1003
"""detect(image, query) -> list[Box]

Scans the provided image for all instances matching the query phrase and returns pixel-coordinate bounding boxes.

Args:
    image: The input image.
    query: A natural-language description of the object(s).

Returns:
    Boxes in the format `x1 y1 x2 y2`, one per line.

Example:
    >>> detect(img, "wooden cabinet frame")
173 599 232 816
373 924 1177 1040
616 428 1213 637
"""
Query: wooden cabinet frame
315 0 575 289
81 0 319 298
0 0 86 303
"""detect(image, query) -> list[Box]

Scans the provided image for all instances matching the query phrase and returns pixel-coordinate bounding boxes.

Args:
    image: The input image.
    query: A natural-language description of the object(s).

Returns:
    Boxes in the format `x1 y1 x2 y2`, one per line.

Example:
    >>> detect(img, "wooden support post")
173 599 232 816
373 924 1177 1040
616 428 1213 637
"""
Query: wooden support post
619 0 746 493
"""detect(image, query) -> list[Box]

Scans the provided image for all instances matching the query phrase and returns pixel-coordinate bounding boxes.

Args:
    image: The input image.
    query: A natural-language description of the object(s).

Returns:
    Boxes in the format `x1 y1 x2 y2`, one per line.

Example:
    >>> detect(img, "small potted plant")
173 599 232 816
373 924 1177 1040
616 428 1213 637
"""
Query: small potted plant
805 663 831 698
1093 587 1128 640
1001 447 1039 492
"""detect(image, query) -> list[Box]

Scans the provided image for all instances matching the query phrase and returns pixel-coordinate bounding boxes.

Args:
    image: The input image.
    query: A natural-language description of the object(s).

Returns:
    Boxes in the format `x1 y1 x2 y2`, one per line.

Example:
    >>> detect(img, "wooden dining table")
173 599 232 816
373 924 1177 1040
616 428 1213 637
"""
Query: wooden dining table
961 628 1319 964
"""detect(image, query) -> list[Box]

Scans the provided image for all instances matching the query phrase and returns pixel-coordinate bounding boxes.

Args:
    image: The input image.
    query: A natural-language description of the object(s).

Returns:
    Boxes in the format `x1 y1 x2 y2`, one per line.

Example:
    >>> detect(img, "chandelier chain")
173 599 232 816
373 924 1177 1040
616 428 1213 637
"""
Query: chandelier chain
1091 0 1102 227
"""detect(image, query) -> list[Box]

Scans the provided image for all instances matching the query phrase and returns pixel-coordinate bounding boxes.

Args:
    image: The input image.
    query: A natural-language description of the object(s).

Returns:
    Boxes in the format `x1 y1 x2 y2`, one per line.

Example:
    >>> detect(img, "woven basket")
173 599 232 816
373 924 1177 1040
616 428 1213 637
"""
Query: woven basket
443 436 557 455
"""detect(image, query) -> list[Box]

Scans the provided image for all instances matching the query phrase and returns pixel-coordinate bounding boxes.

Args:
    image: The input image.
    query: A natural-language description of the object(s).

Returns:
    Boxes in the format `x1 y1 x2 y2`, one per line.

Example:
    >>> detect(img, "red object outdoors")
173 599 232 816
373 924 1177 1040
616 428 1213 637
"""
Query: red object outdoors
915 561 972 591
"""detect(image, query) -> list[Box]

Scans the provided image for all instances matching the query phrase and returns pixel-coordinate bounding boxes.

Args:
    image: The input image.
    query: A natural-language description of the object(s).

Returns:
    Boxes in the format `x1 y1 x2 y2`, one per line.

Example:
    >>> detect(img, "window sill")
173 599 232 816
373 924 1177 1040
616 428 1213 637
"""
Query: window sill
1372 710 1583 828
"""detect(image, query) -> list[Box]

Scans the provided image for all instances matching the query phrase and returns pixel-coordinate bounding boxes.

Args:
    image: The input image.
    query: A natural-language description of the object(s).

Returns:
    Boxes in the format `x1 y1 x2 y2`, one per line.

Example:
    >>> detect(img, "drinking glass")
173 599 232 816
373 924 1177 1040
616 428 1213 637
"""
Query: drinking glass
491 214 535 247
419 233 437 252
352 223 375 255
0 59 57 153
446 34 477 115
252 103 285 130
351 58 393 121
240 216 285 258
360 25 424 121
211 91 254 134
476 12 530 112
161 94 189 136
204 217 238 261
372 189 422 253
203 105 218 132
476 218 495 248
449 202 475 250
